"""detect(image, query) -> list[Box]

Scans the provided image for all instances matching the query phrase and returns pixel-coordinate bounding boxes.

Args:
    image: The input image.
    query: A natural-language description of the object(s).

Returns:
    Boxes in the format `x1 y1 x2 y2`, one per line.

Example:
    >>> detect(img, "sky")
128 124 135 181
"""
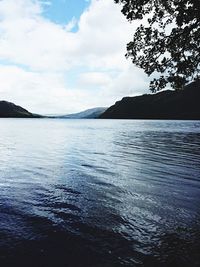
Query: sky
0 0 150 114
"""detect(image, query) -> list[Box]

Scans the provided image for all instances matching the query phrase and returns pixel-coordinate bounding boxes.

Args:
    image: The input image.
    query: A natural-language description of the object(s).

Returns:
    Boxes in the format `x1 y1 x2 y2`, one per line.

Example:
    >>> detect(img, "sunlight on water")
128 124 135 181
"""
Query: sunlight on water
0 119 200 267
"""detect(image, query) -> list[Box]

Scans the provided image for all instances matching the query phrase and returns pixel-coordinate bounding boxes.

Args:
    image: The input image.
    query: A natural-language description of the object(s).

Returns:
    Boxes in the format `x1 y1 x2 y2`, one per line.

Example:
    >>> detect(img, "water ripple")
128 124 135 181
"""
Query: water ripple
0 119 200 267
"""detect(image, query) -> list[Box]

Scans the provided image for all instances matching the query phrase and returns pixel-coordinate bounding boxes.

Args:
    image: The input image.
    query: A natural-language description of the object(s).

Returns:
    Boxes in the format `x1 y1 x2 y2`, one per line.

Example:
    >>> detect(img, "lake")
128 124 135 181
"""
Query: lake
0 119 200 267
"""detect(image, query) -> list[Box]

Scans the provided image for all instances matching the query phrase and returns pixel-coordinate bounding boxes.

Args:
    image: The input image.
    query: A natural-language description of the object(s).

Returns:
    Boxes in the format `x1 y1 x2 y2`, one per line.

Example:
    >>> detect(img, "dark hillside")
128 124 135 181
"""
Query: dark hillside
0 101 41 118
100 80 200 120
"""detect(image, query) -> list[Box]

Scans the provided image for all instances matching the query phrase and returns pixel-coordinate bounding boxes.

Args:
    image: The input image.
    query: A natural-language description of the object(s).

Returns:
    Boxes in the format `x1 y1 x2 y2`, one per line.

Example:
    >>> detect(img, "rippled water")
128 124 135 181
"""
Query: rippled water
0 119 200 267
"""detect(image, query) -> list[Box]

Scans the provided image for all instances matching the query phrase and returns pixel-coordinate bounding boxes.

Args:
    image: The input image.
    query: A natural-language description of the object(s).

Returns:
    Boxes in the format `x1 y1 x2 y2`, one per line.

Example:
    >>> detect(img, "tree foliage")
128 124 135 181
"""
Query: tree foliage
115 0 200 92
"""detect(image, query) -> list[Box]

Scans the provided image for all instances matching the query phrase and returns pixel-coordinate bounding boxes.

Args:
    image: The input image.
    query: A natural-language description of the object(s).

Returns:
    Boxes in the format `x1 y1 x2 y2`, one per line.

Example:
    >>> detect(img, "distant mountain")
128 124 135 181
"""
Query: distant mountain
0 101 41 118
100 80 200 120
56 107 107 119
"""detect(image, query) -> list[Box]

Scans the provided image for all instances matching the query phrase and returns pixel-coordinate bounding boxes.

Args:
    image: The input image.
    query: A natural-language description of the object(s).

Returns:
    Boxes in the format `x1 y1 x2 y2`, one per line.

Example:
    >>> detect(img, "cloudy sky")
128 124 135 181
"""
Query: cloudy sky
0 0 150 114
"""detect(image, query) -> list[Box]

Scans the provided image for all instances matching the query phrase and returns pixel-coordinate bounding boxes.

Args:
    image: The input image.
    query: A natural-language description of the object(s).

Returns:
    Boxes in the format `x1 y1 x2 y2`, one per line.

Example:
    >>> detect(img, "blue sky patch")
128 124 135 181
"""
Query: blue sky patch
42 0 90 28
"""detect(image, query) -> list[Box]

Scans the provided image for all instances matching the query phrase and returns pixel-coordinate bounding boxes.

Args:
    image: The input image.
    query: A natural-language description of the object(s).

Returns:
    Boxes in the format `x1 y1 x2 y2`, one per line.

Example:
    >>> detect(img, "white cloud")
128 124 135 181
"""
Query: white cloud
0 0 41 20
0 0 150 114
0 65 100 114
78 72 112 87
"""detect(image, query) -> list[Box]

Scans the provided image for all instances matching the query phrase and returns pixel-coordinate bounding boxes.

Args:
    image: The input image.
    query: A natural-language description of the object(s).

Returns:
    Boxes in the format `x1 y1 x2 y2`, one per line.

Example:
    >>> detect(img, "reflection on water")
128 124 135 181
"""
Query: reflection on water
0 119 200 267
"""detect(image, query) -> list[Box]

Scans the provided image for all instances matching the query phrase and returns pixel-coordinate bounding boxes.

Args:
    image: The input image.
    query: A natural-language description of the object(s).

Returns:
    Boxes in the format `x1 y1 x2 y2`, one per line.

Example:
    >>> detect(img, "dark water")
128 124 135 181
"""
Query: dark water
0 119 200 267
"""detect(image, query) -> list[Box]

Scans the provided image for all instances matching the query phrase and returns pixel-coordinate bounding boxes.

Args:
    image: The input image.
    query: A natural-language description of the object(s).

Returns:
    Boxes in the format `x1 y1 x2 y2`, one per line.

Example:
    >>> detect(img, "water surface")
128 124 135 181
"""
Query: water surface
0 119 200 267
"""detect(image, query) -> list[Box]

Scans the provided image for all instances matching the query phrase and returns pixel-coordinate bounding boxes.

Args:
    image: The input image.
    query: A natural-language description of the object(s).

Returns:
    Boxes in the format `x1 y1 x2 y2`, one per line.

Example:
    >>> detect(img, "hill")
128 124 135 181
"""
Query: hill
100 80 200 120
0 101 41 118
55 107 107 119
